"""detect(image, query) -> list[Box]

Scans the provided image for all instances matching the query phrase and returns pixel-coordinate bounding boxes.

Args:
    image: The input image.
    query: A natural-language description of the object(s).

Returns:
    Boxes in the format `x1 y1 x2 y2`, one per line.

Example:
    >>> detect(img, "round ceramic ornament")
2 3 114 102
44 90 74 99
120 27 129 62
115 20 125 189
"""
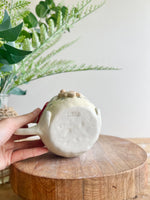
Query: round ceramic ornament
15 90 102 157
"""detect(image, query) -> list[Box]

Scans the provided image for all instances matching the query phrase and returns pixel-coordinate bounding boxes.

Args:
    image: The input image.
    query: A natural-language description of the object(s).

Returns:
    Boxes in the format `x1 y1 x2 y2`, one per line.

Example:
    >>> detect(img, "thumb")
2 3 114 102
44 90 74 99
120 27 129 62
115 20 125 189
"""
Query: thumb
13 108 41 130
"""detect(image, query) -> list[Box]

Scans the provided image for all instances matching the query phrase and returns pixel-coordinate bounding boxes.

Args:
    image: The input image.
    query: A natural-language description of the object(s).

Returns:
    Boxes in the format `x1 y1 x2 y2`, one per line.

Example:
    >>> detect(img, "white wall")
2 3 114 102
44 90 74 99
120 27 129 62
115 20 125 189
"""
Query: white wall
9 0 150 138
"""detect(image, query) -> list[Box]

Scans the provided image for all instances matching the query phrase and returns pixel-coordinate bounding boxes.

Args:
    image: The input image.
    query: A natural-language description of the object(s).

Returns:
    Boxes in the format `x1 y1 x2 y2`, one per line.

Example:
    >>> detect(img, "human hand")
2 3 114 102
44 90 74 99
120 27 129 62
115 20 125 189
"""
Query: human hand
0 108 48 170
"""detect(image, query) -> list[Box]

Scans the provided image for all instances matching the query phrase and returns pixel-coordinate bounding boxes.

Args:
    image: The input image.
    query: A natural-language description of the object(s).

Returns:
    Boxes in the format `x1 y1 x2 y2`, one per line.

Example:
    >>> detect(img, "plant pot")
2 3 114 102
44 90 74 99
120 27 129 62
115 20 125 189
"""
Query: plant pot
0 94 18 184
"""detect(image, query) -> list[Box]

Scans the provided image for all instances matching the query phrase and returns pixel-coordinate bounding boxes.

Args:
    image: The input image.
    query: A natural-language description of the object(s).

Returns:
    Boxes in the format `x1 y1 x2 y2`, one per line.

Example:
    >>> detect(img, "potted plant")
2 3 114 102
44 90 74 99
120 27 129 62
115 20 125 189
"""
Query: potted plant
0 0 115 98
0 0 116 184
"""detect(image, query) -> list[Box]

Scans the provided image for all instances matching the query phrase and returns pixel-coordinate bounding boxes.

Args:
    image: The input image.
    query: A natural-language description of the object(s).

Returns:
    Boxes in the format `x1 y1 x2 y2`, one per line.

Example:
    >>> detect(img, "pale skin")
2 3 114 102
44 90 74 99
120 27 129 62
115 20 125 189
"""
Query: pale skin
0 108 48 170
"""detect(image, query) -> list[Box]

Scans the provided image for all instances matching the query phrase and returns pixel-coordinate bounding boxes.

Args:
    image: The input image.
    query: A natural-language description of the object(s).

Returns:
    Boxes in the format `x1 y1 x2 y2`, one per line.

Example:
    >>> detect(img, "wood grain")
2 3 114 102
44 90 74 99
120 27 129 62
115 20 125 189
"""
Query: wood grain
127 138 150 200
10 135 148 200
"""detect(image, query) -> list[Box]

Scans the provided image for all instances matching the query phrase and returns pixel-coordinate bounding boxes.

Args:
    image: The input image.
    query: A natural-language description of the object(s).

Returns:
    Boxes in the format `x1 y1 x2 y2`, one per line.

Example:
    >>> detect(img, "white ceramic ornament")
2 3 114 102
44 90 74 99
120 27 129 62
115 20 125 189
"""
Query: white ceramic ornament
16 90 102 157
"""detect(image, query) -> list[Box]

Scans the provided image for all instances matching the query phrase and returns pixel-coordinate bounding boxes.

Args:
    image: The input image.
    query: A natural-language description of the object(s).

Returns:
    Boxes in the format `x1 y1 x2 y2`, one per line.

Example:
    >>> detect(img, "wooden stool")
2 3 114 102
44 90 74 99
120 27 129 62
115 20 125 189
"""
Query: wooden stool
10 135 148 200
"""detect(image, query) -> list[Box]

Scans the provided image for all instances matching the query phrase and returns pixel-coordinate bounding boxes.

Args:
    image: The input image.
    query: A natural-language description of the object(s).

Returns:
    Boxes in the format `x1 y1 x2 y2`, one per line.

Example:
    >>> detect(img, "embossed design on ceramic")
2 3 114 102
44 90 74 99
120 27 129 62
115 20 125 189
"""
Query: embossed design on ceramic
16 90 102 157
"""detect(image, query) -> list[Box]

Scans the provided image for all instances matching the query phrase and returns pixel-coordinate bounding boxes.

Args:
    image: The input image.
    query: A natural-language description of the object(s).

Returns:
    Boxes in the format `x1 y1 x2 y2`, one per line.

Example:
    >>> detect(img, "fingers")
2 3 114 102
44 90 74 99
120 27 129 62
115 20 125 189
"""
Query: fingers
0 108 41 146
11 147 48 164
12 108 41 130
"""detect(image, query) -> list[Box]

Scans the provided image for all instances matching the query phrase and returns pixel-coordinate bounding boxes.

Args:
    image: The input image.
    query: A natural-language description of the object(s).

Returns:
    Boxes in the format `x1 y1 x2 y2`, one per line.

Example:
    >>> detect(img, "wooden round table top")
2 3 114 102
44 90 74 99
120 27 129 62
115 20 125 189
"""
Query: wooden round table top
10 135 148 200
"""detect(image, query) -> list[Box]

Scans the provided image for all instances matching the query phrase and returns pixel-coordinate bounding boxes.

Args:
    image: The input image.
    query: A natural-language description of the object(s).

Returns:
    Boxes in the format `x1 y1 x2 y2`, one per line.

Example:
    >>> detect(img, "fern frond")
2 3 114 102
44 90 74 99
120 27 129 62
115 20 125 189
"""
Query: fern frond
11 10 30 26
1 0 113 95
77 0 92 10
32 30 40 48
48 19 55 36
36 60 74 79
10 0 30 26
56 10 63 29
9 59 118 92
40 60 117 76
30 60 118 82
82 1 105 19
0 0 30 25
22 38 32 51
35 38 78 67
11 0 30 10
40 24 48 44
19 0 105 67
21 33 63 67
0 0 9 23
18 39 77 81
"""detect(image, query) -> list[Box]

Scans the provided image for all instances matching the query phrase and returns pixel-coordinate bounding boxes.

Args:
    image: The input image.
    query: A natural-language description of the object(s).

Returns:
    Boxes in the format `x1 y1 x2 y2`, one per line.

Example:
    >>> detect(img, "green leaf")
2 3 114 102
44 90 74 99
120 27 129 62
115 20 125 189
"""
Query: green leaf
23 12 38 28
45 0 56 10
0 48 10 64
39 22 47 29
22 38 32 51
61 6 68 21
8 87 26 95
36 1 49 18
40 24 48 44
0 51 24 64
47 18 54 36
67 27 70 32
25 75 34 82
7 41 15 47
56 10 62 29
4 44 32 56
20 30 32 39
0 22 23 41
49 14 57 26
0 44 31 65
0 41 4 47
0 10 11 30
45 0 53 5
0 64 12 72
10 54 27 63
15 35 26 44
32 30 40 48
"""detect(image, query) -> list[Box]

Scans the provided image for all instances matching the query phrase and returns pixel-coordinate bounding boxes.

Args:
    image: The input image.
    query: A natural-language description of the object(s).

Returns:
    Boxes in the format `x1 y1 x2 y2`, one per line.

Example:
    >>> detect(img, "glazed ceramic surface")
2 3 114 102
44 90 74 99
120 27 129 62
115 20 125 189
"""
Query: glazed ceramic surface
16 90 102 157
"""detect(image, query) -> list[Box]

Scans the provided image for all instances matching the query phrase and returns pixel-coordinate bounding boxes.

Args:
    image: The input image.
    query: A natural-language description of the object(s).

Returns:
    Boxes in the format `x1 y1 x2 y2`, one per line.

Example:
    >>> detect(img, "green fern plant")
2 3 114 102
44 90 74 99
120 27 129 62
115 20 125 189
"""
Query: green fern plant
0 0 117 95
0 0 30 25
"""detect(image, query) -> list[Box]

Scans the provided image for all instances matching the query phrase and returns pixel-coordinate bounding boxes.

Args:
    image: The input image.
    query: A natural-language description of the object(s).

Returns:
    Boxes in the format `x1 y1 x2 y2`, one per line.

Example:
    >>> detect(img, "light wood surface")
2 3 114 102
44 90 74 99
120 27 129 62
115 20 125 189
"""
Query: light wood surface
0 137 150 200
127 138 150 200
10 135 148 200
